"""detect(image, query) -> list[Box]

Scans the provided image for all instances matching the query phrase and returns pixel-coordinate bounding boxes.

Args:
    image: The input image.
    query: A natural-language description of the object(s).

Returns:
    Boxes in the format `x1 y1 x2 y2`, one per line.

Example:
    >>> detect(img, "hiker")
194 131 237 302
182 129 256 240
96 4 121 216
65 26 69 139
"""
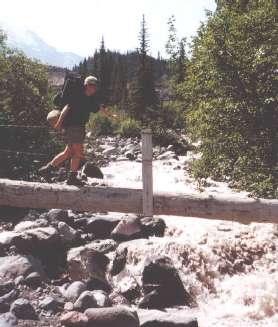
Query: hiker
38 75 112 186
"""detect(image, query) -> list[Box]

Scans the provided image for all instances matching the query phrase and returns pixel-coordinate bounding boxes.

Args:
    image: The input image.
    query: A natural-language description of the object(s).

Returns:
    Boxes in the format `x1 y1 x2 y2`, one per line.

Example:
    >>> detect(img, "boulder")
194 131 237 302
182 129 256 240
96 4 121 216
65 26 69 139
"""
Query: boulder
141 256 194 308
140 217 166 237
62 281 87 302
0 290 18 313
73 291 98 311
111 215 142 241
10 298 37 320
84 306 139 327
38 296 63 312
0 255 44 282
110 248 127 276
82 216 121 238
58 222 78 243
81 162 104 179
67 247 110 291
89 290 111 307
60 311 88 327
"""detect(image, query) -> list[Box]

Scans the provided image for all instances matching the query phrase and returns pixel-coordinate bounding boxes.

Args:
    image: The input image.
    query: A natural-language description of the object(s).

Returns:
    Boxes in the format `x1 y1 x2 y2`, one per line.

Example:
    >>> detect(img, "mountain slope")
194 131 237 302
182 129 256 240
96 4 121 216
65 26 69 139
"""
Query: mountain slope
1 23 83 68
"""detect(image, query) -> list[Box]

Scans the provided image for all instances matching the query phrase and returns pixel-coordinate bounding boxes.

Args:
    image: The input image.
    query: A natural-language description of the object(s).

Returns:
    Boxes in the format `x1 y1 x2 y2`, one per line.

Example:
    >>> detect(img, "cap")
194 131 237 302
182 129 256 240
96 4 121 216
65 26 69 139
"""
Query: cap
84 75 98 86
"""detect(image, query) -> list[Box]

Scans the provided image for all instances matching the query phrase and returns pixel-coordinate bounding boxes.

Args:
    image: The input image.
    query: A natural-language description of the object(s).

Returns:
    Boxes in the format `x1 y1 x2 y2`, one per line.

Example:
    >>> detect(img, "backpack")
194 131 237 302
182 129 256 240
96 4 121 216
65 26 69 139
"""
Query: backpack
53 73 84 109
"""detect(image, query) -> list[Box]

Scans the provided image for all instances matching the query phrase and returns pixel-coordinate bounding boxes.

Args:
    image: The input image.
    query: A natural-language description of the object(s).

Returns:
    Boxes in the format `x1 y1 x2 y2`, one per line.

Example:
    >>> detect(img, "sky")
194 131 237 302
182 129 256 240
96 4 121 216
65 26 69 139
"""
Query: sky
0 0 216 58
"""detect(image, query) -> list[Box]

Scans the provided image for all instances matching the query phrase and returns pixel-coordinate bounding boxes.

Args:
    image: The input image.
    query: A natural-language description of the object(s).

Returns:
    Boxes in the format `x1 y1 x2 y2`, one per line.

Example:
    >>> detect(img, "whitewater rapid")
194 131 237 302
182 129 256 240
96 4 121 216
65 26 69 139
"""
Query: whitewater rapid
99 153 278 327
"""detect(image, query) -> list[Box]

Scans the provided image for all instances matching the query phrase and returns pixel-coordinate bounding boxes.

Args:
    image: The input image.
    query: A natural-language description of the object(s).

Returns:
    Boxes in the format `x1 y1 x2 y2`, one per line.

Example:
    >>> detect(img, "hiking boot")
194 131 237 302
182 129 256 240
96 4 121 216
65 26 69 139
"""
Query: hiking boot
38 163 55 182
66 171 85 186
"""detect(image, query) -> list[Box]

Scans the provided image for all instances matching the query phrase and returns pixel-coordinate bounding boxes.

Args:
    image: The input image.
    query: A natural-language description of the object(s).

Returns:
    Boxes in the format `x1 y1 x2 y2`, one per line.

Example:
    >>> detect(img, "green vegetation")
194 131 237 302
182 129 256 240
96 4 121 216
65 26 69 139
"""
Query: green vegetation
182 0 278 197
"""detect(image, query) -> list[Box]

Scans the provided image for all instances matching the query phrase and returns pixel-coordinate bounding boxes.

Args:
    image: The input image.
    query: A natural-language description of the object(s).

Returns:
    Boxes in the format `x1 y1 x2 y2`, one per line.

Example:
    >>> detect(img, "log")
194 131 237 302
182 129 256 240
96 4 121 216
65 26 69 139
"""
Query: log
0 179 278 224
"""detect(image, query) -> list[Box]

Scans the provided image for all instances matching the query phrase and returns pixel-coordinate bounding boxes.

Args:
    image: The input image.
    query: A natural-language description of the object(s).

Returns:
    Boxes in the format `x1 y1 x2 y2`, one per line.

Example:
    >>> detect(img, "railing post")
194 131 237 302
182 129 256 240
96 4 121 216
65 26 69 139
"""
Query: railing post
141 129 153 217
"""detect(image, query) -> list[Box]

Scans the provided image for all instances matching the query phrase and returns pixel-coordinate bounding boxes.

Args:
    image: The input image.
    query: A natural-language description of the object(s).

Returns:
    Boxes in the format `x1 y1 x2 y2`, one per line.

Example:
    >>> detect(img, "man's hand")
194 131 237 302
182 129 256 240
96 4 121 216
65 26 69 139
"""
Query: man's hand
99 105 119 119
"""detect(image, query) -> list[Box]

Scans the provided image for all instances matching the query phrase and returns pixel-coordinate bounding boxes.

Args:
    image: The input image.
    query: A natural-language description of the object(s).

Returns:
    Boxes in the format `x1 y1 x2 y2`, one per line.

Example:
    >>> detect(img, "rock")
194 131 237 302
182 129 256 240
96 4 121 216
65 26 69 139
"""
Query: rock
67 247 110 291
138 308 198 327
0 255 44 282
24 272 43 288
0 312 17 326
89 290 111 307
109 292 130 306
73 291 98 311
46 209 69 222
58 222 78 243
14 219 48 232
111 215 142 241
140 217 166 237
85 239 118 254
63 281 87 302
0 282 14 297
110 248 127 276
39 296 63 312
10 298 37 320
12 227 61 253
64 302 74 311
84 306 139 327
118 276 140 302
125 151 136 160
81 162 104 179
141 256 194 308
82 216 121 238
60 311 88 326
0 290 18 313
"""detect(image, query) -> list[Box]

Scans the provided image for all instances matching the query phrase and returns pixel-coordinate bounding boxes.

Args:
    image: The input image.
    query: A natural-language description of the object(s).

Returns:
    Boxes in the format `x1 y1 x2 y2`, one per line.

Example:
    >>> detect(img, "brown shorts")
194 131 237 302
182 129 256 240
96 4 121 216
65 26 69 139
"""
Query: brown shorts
62 126 86 144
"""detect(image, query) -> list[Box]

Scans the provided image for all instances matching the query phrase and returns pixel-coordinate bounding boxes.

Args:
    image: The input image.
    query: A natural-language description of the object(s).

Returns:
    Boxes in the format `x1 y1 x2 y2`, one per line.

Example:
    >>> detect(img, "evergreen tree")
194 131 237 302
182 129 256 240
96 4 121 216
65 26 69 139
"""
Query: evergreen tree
129 15 158 120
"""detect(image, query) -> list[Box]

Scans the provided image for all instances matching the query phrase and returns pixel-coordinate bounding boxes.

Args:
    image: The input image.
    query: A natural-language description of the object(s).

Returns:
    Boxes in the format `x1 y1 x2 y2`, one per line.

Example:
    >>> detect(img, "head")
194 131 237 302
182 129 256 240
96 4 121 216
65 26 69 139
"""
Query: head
84 75 98 96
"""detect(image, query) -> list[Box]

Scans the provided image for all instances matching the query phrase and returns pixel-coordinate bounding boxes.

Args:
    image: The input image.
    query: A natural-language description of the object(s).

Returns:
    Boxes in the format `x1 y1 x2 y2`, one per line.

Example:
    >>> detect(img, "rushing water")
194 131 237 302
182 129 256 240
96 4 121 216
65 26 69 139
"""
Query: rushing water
100 154 278 326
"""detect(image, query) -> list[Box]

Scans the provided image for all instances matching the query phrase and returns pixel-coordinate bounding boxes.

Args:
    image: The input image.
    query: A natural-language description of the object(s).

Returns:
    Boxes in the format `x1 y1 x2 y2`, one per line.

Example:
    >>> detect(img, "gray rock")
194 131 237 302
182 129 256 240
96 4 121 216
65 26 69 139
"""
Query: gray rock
140 217 166 237
90 290 111 307
24 272 43 288
82 216 121 238
67 247 110 291
84 306 139 327
45 209 69 222
60 311 88 326
0 290 18 313
141 256 194 309
39 296 63 312
81 162 104 179
0 312 17 327
0 282 14 297
138 308 198 327
0 255 44 282
12 227 61 253
125 151 136 160
109 291 130 306
63 281 87 302
74 291 98 311
111 215 142 241
58 222 78 243
110 248 127 276
10 298 37 320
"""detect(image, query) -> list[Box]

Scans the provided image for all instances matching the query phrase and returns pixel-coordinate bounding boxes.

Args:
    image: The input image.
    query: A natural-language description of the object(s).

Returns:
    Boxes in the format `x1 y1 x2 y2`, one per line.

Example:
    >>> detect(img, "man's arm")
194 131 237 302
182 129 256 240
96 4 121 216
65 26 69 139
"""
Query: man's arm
54 104 70 129
98 105 118 119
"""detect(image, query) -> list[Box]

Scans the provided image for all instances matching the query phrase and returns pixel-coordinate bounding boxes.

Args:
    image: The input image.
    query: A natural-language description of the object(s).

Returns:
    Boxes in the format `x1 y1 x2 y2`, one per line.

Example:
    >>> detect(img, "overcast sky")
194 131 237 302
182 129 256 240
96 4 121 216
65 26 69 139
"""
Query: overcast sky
0 0 216 57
